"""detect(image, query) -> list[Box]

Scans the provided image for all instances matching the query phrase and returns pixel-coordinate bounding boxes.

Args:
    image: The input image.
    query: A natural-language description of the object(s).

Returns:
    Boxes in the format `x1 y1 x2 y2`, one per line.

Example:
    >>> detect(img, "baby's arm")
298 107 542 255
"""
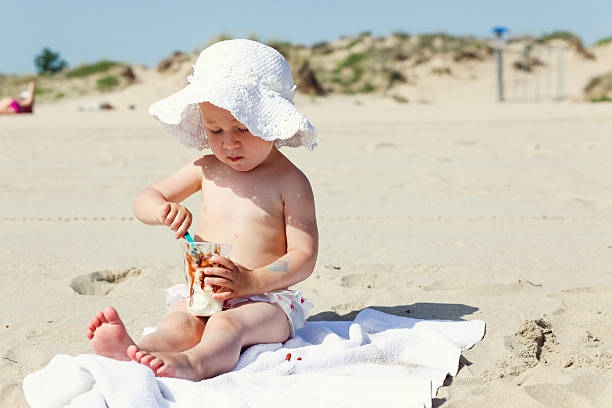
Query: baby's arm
133 160 203 238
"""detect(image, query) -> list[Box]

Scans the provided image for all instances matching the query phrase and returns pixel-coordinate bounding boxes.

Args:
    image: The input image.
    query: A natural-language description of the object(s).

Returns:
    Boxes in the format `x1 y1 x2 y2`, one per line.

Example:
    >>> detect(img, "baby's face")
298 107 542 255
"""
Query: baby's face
200 102 274 172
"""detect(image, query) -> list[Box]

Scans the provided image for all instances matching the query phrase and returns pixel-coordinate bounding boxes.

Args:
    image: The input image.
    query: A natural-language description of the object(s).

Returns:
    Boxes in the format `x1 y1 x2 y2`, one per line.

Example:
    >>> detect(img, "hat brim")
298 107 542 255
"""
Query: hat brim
149 81 316 151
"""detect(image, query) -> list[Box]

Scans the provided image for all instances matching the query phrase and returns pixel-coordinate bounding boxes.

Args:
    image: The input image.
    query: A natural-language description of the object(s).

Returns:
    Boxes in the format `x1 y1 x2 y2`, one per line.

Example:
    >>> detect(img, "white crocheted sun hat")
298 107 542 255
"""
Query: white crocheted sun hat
149 39 317 150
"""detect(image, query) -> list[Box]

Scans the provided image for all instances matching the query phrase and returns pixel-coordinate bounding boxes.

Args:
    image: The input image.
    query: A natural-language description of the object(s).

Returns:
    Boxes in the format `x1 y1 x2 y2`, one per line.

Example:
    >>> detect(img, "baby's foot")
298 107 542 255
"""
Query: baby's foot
127 345 204 381
87 306 135 361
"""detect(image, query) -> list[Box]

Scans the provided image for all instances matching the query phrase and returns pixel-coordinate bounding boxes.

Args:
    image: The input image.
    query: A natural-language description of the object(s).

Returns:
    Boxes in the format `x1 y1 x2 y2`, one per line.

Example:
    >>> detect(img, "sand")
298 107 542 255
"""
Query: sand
1 82 611 406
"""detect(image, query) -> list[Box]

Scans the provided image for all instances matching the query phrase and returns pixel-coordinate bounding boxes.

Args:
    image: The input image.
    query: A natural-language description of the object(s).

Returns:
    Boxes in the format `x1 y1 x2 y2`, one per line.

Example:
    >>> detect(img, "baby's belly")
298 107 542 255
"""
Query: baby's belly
196 221 286 270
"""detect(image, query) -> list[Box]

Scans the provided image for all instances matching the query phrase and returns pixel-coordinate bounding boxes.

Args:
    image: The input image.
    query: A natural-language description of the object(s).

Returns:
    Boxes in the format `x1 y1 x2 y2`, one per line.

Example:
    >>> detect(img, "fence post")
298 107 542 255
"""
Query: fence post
495 46 504 102
492 27 508 102
556 47 565 101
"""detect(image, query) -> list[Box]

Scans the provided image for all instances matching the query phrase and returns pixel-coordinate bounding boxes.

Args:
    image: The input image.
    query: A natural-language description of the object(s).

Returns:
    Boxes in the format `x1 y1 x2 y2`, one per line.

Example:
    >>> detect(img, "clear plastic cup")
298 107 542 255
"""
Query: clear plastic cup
181 241 232 316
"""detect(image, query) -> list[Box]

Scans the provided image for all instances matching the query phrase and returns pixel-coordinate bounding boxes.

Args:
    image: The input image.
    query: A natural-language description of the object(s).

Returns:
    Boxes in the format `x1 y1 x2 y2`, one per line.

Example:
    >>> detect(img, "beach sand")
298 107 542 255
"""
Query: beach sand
1 89 611 406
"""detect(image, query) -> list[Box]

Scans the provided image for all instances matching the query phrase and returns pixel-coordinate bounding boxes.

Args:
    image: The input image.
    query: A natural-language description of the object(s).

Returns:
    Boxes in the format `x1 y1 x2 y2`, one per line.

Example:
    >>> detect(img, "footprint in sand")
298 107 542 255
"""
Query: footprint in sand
70 268 141 296
481 317 556 381
504 318 555 366
339 273 378 289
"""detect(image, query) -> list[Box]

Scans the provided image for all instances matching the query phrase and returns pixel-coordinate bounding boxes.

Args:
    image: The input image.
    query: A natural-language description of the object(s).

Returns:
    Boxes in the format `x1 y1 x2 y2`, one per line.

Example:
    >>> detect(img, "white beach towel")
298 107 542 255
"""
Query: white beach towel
23 308 485 408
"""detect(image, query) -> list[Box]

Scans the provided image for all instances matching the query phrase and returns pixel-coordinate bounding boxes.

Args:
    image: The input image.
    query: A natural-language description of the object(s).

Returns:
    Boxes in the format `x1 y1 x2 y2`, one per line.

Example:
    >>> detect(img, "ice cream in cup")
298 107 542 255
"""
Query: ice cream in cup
181 241 232 316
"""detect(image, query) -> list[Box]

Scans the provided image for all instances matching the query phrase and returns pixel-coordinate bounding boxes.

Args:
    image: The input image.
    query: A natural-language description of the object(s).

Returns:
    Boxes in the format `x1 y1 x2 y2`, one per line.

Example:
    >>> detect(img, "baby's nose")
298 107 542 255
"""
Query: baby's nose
222 133 241 149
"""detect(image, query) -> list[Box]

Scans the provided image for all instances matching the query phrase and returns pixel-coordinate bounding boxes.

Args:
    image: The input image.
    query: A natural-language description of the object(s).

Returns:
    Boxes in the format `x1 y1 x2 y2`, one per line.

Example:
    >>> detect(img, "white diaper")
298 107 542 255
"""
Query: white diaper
165 284 312 337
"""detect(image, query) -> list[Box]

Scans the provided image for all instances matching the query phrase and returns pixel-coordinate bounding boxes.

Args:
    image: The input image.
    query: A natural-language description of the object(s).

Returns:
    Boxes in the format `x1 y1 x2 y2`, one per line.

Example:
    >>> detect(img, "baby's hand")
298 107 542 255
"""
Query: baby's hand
158 202 192 239
203 256 253 301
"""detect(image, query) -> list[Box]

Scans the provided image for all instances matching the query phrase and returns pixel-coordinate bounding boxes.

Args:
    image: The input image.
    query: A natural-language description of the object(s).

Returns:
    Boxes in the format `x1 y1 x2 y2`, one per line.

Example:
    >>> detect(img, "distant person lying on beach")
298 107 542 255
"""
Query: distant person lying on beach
86 39 319 381
0 81 36 114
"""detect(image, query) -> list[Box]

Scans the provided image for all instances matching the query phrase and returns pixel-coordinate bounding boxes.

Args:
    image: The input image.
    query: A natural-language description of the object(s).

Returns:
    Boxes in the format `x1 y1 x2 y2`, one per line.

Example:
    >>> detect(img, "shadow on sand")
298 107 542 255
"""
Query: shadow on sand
308 302 479 322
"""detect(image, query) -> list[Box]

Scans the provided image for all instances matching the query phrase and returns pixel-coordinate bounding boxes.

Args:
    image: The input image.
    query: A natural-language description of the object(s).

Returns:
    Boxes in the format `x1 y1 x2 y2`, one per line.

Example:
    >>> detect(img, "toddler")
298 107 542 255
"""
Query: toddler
87 39 318 381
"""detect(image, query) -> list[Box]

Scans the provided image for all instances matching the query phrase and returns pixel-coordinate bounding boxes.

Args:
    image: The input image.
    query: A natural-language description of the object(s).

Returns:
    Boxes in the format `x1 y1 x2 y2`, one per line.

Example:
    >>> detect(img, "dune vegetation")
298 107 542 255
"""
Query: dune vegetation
2 31 611 103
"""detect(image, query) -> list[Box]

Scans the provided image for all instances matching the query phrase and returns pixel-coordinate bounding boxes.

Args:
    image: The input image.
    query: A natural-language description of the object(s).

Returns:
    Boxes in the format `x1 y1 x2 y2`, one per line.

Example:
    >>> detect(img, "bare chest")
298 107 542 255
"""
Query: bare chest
195 176 286 264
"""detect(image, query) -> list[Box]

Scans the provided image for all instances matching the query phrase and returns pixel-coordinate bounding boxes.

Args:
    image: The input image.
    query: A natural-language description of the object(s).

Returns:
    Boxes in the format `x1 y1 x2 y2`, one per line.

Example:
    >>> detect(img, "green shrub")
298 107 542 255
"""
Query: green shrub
345 39 360 49
34 86 52 96
66 61 120 78
591 95 612 103
392 31 411 40
34 48 68 75
96 75 119 91
332 53 369 73
418 33 455 48
540 31 581 42
596 36 612 46
357 82 375 93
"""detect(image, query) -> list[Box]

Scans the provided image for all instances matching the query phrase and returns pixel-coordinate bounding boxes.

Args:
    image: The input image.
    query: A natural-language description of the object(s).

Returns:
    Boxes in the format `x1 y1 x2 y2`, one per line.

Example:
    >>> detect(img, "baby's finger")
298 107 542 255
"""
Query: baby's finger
162 205 177 226
158 203 171 224
204 276 232 290
211 290 233 301
175 217 191 239
210 255 232 269
169 211 186 231
204 265 230 279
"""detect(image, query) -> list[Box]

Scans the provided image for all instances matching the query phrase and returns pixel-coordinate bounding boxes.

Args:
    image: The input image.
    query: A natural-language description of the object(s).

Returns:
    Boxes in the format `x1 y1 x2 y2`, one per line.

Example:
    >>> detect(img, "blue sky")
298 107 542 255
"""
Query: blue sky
3 0 611 74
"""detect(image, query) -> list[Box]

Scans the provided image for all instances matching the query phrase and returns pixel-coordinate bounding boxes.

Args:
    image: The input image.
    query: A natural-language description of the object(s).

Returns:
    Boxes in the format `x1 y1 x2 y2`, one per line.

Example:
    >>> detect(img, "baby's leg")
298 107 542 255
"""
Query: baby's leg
129 302 289 381
136 299 207 353
88 300 205 361
87 306 136 361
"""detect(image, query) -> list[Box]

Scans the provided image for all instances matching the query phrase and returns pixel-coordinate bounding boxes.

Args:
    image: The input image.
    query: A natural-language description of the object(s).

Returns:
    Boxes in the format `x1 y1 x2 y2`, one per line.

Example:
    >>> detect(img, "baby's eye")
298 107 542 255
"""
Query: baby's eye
208 128 222 134
237 127 248 133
